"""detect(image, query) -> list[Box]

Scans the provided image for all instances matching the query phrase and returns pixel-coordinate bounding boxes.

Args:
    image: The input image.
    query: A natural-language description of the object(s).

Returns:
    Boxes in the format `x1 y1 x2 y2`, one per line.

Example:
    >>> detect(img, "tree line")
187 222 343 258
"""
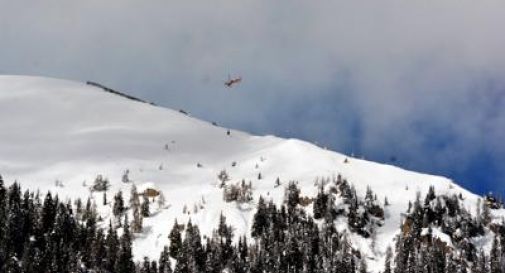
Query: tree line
1 174 505 273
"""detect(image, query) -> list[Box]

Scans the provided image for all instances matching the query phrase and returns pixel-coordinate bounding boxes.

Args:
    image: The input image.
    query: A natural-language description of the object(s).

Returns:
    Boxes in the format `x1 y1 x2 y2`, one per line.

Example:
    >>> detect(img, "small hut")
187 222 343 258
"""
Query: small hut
137 182 160 200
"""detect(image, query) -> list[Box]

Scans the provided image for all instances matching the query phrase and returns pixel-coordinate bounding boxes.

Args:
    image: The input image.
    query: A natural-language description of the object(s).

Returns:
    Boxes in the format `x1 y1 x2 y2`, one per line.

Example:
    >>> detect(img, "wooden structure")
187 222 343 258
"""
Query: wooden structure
137 182 160 198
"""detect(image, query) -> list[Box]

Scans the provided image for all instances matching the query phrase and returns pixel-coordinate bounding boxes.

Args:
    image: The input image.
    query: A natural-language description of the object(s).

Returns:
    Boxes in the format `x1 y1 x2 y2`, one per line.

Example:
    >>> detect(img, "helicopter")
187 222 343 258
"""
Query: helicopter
225 75 242 88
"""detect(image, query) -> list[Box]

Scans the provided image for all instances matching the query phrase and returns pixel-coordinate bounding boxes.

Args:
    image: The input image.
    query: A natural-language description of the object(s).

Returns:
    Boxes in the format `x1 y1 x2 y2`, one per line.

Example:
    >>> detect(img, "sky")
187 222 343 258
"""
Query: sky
0 0 504 195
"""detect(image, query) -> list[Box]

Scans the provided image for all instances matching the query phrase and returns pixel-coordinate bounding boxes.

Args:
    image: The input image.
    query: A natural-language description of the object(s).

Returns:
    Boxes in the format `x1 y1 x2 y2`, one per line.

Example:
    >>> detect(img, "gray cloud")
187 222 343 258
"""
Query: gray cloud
0 0 504 192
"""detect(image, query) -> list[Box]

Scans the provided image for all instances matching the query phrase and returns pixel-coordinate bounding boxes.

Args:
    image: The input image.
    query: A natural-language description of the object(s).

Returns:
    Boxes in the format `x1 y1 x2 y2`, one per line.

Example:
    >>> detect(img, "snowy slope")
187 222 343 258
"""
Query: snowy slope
0 76 498 270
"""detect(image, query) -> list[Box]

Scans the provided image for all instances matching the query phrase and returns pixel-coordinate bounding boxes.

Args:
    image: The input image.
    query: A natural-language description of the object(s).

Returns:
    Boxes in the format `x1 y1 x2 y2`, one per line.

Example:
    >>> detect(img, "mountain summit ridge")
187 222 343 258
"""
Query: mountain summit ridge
0 75 500 271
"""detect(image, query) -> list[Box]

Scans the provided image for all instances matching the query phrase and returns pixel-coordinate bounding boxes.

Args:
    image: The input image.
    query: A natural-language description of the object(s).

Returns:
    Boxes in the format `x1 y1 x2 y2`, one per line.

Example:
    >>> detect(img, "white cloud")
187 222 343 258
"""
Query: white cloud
0 0 504 189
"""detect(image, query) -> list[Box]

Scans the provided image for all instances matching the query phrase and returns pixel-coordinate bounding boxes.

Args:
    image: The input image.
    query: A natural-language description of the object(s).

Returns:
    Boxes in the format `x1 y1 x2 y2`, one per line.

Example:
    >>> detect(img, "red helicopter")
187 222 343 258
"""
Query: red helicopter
225 75 242 88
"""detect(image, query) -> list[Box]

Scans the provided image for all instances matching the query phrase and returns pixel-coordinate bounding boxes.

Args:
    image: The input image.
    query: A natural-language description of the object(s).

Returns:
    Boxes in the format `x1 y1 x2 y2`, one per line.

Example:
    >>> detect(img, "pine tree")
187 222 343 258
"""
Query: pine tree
252 196 268 237
365 186 374 207
425 186 436 205
159 246 173 273
275 177 281 187
384 246 393 273
82 203 98 266
477 250 488 273
142 194 150 217
394 234 407 273
238 235 248 263
217 170 230 188
169 219 183 259
67 250 80 273
490 236 502 273
130 185 143 233
40 192 57 234
217 212 232 238
83 197 94 222
0 174 7 266
482 200 492 226
122 169 130 183
158 191 166 209
341 237 355 273
6 185 25 258
74 198 83 220
92 174 110 192
359 258 368 273
286 181 300 213
313 184 328 219
407 247 417 273
105 221 119 272
91 229 107 269
4 255 21 273
445 254 457 273
347 189 364 234
184 221 206 272
21 241 36 273
115 215 135 273
151 260 158 273
53 202 76 246
204 241 221 273
21 191 35 241
103 191 107 205
411 192 424 236
323 193 336 223
286 235 303 272
113 191 125 225
141 257 151 273
174 235 195 273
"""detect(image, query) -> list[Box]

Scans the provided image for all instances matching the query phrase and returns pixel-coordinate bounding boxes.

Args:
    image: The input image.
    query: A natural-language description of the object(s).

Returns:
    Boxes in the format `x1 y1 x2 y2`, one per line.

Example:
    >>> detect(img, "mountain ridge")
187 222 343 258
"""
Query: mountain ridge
0 75 501 271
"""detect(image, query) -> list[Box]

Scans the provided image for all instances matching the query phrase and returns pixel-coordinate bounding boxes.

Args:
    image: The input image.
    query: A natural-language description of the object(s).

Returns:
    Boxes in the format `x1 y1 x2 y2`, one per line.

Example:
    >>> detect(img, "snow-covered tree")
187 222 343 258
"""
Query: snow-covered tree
217 169 230 188
122 169 130 183
158 191 166 209
130 185 143 233
142 194 150 217
92 174 110 191
169 219 183 259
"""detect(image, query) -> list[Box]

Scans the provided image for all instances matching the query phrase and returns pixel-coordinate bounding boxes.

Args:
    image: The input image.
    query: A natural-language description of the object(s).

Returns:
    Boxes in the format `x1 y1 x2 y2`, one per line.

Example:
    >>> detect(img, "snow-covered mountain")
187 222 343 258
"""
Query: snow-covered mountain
0 76 501 271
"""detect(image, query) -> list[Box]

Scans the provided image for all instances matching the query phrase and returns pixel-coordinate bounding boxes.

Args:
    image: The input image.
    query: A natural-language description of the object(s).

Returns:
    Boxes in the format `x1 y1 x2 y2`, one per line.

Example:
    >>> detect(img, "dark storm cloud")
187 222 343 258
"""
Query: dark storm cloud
0 0 504 192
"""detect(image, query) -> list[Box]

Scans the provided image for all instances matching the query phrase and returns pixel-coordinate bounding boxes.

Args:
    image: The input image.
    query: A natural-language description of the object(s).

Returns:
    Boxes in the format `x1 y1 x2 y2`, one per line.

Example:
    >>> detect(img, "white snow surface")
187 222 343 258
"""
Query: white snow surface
0 76 499 271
